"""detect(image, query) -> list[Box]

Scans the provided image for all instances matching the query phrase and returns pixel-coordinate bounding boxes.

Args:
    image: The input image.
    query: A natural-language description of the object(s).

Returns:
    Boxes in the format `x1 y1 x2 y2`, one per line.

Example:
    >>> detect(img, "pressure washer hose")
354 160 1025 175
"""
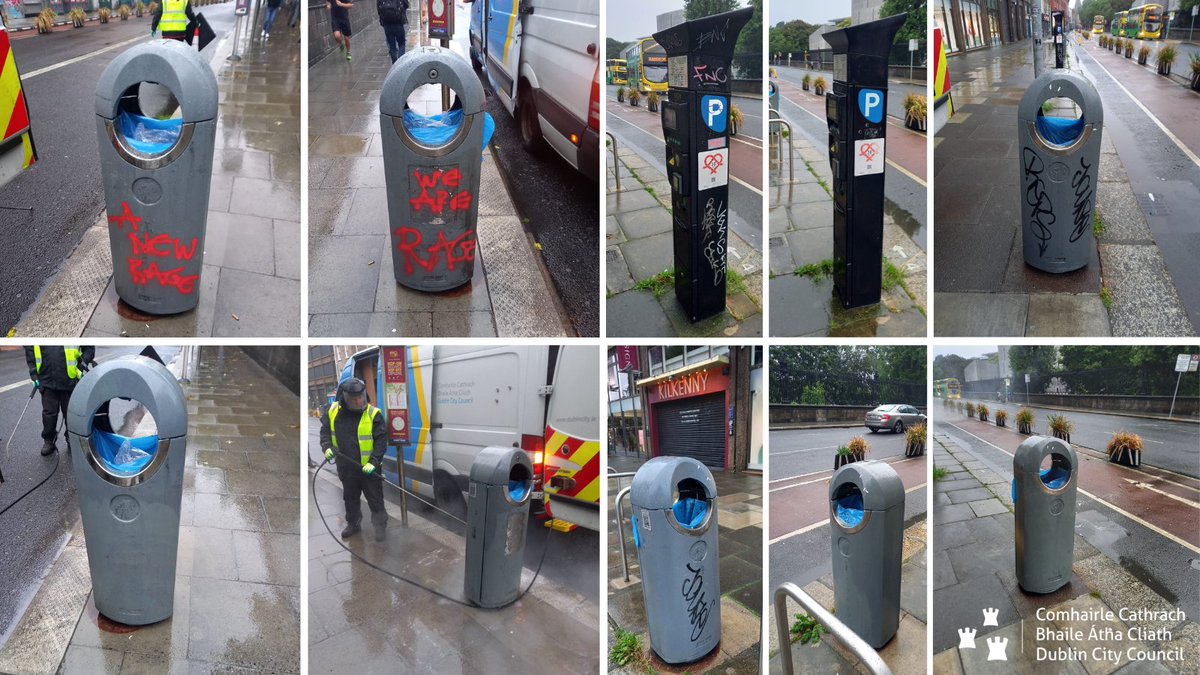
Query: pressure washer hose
0 409 65 518
311 451 554 609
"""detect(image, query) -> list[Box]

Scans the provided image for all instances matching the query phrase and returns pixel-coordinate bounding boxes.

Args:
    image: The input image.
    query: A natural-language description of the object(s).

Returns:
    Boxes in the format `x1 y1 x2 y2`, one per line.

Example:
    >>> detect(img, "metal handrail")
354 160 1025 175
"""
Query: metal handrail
608 468 636 493
615 486 633 581
773 582 892 675
605 131 621 192
768 113 795 184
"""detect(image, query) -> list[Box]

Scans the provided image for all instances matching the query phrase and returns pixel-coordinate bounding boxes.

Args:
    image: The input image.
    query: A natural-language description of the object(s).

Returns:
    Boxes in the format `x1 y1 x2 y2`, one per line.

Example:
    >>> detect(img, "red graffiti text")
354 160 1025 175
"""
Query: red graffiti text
108 201 199 295
394 226 477 276
409 168 473 216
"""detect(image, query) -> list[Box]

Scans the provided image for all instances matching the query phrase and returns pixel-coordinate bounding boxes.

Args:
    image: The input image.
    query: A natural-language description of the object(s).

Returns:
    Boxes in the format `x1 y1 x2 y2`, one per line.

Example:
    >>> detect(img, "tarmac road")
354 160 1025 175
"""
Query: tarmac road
769 424 910 481
947 399 1200 478
0 345 178 646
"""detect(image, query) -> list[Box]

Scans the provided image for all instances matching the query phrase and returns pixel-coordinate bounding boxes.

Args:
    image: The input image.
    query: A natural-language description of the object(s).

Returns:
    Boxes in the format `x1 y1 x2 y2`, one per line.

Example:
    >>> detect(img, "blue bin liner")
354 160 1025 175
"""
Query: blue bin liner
632 516 640 548
91 429 157 476
402 108 495 160
508 480 528 501
835 493 865 527
1012 467 1070 503
1035 113 1086 147
117 112 182 155
672 497 708 529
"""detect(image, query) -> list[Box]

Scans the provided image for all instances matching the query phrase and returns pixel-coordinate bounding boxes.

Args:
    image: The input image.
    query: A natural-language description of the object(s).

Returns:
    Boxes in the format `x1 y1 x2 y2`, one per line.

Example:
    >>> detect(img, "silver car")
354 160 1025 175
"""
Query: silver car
865 404 926 433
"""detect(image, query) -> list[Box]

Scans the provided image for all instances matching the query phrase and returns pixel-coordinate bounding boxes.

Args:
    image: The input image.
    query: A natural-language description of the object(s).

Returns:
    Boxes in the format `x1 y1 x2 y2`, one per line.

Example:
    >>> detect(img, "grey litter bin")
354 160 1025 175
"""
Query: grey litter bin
1017 70 1103 273
95 40 218 315
66 355 188 625
464 446 533 608
829 460 904 648
1013 436 1077 593
380 46 485 292
630 456 720 664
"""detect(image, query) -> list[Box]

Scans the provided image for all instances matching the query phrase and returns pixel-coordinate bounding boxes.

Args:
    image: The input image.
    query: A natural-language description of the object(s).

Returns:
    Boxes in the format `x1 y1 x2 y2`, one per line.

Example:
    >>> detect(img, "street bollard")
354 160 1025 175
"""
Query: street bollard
630 456 720 664
824 14 906 308
829 460 905 648
66 355 188 625
380 46 486 292
654 7 753 323
1013 436 1077 593
95 41 218 315
1017 70 1103 273
463 446 532 608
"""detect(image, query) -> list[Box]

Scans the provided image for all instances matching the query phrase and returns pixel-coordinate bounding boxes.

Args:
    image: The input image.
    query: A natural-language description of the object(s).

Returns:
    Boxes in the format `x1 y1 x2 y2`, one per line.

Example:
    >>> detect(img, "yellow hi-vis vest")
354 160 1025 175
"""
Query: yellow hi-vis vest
160 0 188 33
33 346 82 381
329 402 381 466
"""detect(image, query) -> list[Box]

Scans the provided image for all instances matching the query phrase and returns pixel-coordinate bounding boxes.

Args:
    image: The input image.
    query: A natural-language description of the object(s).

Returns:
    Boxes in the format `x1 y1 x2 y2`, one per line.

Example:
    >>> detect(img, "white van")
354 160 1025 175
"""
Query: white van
339 345 601 530
468 0 600 181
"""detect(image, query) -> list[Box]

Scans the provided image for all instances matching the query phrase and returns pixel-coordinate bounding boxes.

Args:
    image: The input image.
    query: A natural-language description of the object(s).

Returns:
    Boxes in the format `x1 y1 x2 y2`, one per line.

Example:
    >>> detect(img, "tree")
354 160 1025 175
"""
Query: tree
734 0 762 78
606 38 630 61
1007 346 1059 377
879 0 926 43
684 0 739 20
767 18 818 57
933 353 970 383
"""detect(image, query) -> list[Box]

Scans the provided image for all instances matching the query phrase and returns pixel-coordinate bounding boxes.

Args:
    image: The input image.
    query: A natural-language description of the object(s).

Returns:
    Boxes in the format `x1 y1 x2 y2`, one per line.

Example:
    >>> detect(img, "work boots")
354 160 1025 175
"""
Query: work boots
40 439 56 456
341 521 361 539
374 523 386 542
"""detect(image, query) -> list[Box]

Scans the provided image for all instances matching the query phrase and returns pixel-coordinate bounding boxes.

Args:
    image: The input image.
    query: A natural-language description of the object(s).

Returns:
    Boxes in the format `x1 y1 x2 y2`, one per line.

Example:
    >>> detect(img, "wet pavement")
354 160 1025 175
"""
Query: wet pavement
307 11 570 338
607 454 762 673
767 131 926 337
309 456 599 672
931 422 1200 672
605 144 763 337
933 37 1194 337
0 346 301 674
14 8 302 338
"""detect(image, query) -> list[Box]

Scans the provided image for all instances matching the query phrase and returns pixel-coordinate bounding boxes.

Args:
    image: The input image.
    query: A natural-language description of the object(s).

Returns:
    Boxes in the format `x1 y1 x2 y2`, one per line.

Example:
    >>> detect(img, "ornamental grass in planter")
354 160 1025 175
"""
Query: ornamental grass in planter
99 6 110 22
1106 431 1143 467
1139 44 1151 66
1157 44 1177 76
903 92 927 131
802 74 811 91
833 443 865 470
813 76 827 96
1190 54 1200 91
964 402 976 418
1125 41 1133 58
627 89 641 107
35 8 55 33
69 7 86 27
647 91 660 112
730 103 744 136
1047 413 1072 443
616 86 625 103
1016 407 1034 434
905 423 927 458
995 409 1008 428
977 403 989 422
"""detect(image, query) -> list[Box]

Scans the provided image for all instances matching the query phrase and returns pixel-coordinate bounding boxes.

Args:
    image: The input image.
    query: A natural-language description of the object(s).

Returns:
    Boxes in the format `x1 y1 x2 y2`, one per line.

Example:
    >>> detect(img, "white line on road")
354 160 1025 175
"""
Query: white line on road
946 422 1200 555
1081 48 1200 168
769 456 923 493
771 444 838 457
23 34 148 80
1122 478 1200 509
768 482 926 545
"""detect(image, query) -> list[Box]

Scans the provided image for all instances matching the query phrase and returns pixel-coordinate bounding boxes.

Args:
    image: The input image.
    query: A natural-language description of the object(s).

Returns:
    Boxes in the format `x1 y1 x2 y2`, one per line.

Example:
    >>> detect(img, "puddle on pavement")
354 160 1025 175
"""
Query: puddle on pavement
885 198 924 250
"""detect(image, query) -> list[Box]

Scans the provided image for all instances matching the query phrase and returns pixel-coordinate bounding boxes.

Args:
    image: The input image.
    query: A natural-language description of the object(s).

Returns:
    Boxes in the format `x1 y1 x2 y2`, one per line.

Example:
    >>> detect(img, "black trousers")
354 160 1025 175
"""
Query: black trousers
336 461 387 528
41 387 70 443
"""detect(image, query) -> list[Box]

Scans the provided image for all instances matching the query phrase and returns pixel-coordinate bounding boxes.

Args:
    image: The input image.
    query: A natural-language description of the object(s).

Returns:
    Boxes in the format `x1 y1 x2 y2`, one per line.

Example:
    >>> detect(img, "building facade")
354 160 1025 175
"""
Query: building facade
307 345 371 410
609 346 763 473
933 0 1063 54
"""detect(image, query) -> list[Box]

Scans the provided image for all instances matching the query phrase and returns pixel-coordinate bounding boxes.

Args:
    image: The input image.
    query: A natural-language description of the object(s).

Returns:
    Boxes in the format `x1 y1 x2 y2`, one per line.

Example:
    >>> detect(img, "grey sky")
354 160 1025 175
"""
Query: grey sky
607 0 750 43
768 0 851 25
934 345 1003 360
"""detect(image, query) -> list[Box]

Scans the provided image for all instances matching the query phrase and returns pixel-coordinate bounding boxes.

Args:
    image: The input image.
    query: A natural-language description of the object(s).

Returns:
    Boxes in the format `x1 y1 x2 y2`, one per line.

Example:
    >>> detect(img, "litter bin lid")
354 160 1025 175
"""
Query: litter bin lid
95 40 219 123
629 456 716 510
1013 435 1076 475
1017 70 1102 130
469 445 533 487
829 460 905 510
379 46 484 118
66 356 188 439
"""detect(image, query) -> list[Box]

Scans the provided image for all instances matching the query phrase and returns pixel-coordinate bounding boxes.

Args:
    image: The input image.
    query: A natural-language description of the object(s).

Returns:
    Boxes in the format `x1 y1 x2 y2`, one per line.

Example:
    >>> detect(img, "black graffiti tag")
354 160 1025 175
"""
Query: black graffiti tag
695 18 731 49
1069 156 1093 243
1022 147 1055 257
682 561 712 642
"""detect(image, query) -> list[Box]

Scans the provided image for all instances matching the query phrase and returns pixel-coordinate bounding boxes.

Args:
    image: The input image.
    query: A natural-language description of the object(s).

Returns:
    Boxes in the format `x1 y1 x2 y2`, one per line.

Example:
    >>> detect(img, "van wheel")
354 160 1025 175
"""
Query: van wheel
518 84 546 153
469 46 481 70
434 475 467 522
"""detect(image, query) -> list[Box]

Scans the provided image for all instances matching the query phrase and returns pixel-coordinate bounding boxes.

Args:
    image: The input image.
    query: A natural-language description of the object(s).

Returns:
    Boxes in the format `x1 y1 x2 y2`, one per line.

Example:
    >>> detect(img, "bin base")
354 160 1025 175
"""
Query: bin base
649 638 720 667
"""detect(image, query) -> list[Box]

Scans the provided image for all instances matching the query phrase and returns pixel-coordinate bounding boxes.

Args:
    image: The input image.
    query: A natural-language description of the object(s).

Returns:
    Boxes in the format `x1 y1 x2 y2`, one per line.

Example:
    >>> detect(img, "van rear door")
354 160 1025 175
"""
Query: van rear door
543 346 601 530
484 0 523 112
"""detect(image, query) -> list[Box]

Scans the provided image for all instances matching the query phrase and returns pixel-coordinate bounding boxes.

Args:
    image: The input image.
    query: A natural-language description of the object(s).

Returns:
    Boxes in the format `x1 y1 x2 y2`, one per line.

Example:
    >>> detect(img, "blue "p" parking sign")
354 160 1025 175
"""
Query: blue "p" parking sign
858 88 884 124
701 95 727 133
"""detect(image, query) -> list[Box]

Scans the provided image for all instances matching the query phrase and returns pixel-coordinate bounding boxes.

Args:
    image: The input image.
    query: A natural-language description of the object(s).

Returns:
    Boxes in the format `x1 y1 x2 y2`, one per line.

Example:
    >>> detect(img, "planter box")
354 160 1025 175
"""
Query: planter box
1018 422 1033 434
904 440 925 458
1052 430 1071 444
1138 54 1148 65
1109 447 1141 467
833 451 866 470
996 418 1006 428
1157 63 1172 76
979 413 989 422
814 87 825 96
1191 72 1200 91
905 116 927 131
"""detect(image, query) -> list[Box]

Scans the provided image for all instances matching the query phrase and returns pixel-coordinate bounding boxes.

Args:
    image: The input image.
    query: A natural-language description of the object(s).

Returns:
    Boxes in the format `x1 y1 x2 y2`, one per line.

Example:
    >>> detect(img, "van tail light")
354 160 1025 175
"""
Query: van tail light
588 70 600 132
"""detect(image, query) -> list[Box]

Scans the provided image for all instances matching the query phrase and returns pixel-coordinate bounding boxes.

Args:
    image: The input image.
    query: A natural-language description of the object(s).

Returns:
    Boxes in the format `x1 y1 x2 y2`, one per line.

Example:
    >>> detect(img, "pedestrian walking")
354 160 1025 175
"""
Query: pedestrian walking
377 0 408 63
262 0 283 37
327 0 355 61
150 0 195 41
319 377 389 541
23 346 96 456
288 0 301 28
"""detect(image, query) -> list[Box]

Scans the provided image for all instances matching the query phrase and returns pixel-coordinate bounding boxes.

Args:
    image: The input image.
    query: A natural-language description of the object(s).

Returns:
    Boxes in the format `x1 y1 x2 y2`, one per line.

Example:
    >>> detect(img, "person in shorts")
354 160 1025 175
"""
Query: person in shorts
327 0 355 61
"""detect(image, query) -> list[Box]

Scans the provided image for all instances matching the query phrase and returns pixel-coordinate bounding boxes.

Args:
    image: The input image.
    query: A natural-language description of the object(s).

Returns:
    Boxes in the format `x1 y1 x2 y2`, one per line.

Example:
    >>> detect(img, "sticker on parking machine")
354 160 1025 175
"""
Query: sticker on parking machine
668 56 687 88
853 139 885 176
697 148 728 190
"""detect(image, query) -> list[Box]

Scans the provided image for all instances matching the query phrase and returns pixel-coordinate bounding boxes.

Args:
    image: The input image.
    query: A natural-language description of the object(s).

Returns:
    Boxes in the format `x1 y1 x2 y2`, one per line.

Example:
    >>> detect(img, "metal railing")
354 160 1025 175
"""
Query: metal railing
615 485 633 582
768 111 794 184
773 582 892 675
605 132 620 192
